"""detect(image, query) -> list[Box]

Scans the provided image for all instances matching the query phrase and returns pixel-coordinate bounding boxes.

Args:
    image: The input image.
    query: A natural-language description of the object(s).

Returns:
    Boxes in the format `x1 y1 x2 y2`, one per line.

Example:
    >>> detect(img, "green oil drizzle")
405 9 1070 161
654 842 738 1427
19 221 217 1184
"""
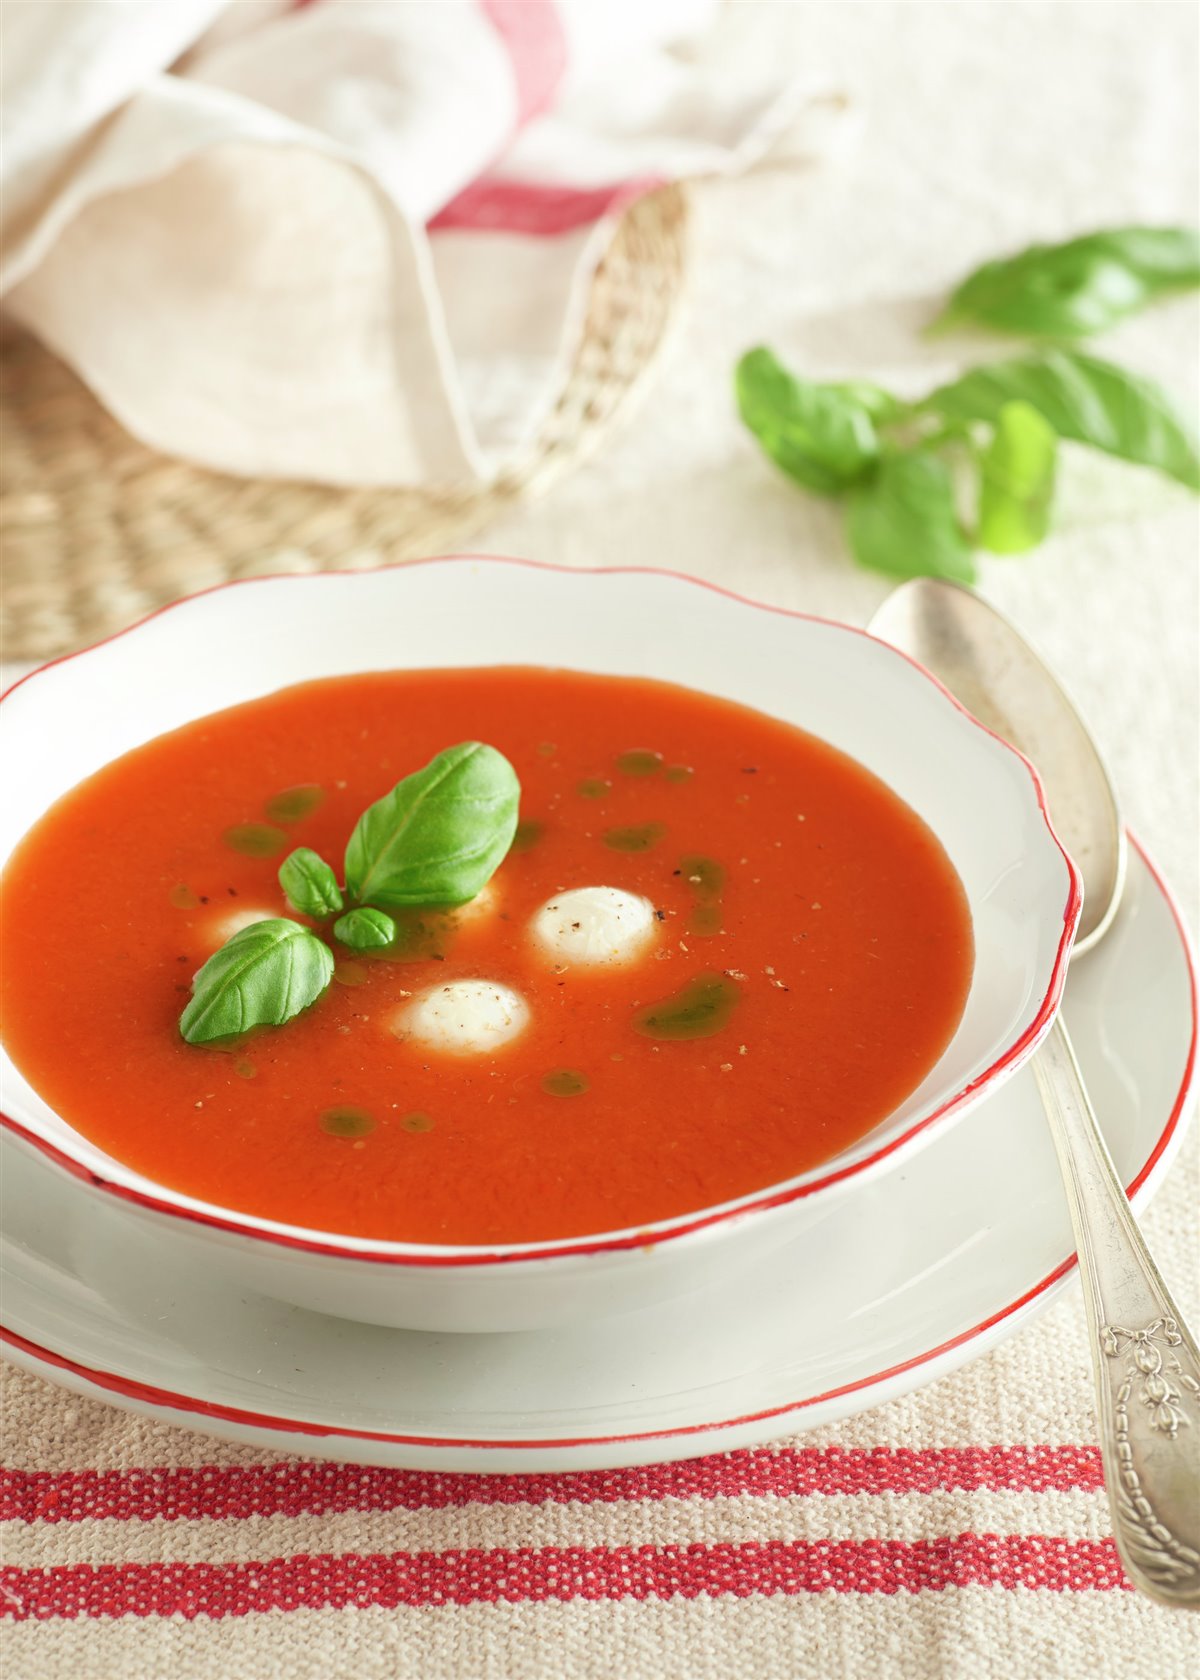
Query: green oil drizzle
679 855 725 896
604 822 666 853
401 1111 434 1134
679 853 726 938
169 884 200 910
333 960 369 987
265 784 325 824
510 819 544 852
320 1105 375 1138
634 973 740 1040
664 764 694 784
576 778 610 800
223 822 287 859
536 741 557 757
234 1058 257 1080
542 1069 590 1096
690 902 724 936
616 749 663 777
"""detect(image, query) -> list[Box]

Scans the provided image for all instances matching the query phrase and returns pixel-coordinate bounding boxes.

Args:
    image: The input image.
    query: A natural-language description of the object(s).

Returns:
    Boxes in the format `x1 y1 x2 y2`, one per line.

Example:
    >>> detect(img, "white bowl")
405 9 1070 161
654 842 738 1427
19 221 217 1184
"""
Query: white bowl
0 558 1081 1332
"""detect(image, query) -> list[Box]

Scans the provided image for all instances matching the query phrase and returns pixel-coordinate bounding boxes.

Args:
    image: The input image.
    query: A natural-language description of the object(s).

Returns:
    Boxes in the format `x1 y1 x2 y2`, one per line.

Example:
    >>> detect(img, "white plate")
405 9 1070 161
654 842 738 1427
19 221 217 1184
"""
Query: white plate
2 838 1193 1471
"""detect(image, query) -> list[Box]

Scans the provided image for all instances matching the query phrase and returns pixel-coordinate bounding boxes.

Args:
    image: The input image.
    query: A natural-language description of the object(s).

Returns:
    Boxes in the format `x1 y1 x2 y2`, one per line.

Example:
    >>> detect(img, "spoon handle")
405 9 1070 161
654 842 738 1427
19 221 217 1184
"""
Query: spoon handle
1032 1018 1200 1609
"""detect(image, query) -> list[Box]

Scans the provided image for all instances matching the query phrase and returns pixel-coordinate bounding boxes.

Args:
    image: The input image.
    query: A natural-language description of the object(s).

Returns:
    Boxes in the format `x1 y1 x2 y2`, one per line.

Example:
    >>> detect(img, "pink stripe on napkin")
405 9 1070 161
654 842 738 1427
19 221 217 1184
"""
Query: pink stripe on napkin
481 0 569 125
430 174 664 236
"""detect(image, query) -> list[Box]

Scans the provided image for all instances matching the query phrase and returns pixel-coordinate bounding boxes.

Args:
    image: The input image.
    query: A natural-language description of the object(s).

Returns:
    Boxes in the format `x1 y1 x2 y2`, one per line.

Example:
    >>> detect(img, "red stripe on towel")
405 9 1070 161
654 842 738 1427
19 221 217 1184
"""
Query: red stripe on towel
430 174 662 235
1 1446 1104 1525
0 1536 1132 1619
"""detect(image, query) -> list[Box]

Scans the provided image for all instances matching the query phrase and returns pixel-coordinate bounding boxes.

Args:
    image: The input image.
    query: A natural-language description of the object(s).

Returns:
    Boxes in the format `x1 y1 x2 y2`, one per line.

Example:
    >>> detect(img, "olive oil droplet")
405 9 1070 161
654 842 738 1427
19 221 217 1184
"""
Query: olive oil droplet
223 822 287 859
542 1069 590 1097
320 1106 375 1138
616 749 663 777
604 822 666 853
634 973 740 1041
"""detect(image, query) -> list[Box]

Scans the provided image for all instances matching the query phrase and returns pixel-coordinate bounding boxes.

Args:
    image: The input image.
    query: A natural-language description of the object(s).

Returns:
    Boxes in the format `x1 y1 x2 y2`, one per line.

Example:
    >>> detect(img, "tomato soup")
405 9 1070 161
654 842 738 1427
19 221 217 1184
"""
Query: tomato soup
0 668 973 1244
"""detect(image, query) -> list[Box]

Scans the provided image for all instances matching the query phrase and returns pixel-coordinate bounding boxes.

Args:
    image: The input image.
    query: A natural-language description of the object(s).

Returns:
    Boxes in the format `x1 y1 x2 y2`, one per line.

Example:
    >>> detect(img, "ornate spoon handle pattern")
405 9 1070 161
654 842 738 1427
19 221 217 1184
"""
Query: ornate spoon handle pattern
1033 1019 1200 1609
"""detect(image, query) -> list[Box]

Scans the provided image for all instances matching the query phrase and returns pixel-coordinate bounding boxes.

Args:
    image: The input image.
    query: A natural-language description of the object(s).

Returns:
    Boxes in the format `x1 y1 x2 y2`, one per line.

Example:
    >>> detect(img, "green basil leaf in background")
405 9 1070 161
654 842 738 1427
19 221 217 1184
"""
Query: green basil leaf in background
824 381 905 423
333 907 396 951
180 918 334 1044
344 742 520 908
924 350 1200 490
930 226 1200 338
278 847 344 918
735 347 880 494
846 452 976 583
977 400 1058 554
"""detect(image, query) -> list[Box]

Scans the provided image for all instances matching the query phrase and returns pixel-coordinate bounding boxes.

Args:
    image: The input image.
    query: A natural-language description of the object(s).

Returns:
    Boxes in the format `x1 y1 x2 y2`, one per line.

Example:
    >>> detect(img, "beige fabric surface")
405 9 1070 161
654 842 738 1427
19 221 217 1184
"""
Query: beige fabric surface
3 4 1199 1677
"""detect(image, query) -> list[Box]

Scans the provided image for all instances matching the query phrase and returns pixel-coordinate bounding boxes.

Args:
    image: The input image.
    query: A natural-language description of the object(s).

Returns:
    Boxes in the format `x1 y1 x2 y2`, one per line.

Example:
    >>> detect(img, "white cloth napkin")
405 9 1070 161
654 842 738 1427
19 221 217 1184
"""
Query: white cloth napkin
0 0 849 488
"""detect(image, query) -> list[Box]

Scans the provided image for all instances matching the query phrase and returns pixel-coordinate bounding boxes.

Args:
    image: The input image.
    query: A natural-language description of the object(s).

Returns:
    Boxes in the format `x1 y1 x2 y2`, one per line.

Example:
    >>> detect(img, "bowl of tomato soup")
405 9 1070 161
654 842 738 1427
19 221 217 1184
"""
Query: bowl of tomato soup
0 559 1080 1332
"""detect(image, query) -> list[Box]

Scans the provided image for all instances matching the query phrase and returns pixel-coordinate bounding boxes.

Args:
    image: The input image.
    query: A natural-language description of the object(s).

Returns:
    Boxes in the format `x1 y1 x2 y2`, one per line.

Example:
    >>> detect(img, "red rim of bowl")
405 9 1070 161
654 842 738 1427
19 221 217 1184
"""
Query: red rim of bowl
0 555 1084 1267
0 832 1193 1452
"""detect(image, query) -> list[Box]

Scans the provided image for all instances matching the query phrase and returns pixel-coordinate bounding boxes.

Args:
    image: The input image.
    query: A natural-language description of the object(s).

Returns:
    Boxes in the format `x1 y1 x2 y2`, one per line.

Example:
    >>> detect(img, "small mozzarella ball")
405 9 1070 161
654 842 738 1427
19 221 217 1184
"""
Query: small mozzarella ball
395 980 529 1056
530 886 657 966
208 908 279 946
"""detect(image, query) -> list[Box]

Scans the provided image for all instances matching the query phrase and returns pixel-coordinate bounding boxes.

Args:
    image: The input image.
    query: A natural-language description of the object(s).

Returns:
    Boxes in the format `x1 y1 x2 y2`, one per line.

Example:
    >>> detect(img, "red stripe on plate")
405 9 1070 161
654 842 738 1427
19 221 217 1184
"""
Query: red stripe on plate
480 0 569 126
0 1537 1131 1619
1 1446 1104 1524
429 175 663 236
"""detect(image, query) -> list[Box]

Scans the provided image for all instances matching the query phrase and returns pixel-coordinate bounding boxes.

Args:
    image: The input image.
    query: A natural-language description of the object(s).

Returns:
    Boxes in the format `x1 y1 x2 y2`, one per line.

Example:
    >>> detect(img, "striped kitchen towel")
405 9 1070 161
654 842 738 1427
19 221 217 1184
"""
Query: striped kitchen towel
0 0 849 489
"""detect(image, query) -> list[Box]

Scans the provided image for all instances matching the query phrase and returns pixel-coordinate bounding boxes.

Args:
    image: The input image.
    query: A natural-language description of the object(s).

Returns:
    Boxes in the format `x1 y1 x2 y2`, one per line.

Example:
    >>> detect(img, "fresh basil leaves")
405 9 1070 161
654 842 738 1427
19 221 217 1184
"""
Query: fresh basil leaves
976 401 1058 554
736 225 1197 581
180 919 334 1044
279 847 344 918
735 349 879 493
929 227 1200 339
846 453 975 582
924 350 1200 491
180 743 519 1045
333 907 396 951
345 742 519 908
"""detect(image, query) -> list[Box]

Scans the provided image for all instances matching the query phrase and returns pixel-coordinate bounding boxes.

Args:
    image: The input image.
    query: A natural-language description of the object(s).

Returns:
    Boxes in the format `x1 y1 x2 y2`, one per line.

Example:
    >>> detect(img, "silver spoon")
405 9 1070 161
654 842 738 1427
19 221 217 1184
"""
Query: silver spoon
870 577 1199 1611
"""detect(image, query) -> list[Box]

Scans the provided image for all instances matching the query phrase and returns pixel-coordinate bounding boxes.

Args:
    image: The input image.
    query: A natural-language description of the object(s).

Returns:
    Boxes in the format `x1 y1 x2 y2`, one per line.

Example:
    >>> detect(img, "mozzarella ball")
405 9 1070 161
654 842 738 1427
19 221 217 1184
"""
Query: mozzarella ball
208 908 279 946
529 886 657 966
395 979 529 1056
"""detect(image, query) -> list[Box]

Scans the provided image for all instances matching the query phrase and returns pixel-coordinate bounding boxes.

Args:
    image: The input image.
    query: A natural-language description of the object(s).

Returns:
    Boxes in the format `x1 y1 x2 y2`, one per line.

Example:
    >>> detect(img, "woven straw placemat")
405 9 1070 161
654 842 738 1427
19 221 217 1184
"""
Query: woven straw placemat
0 185 687 662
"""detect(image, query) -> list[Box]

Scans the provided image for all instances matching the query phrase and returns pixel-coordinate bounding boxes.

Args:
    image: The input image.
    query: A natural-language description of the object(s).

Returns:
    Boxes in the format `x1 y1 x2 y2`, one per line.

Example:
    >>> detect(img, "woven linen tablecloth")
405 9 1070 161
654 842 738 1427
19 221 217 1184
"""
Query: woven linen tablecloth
2 5 1198 1677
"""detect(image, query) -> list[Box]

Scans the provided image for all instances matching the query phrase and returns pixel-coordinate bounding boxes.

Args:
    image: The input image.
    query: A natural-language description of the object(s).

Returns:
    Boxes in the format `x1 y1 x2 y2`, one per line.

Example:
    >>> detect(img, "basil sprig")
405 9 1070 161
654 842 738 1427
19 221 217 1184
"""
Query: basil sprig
180 742 519 1044
929 227 1200 339
737 225 1198 580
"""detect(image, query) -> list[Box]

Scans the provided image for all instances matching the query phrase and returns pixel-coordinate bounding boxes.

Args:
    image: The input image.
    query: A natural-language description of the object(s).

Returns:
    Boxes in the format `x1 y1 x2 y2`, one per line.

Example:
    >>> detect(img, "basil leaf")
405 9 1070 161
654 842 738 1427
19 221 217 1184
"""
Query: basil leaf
333 907 396 950
180 918 333 1044
735 348 880 494
344 742 520 908
977 400 1058 554
931 226 1200 337
825 381 905 423
278 847 344 918
924 350 1200 490
846 453 976 582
